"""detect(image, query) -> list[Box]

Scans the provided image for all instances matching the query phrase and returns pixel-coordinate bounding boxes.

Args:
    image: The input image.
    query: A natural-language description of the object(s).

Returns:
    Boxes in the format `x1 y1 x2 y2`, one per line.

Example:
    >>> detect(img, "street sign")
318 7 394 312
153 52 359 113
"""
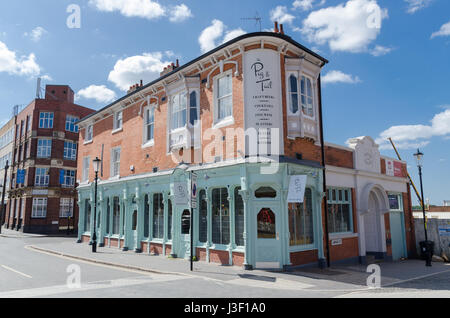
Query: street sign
191 172 197 209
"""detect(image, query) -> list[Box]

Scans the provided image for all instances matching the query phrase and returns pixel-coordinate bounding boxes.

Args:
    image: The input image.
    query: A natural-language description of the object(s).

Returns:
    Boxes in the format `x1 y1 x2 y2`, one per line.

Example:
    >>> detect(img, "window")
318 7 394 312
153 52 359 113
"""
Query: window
37 139 52 158
235 187 244 246
288 74 299 115
110 148 121 177
20 120 24 137
86 125 93 142
199 190 207 243
300 75 314 117
35 167 49 187
171 91 187 130
82 156 90 182
289 188 314 246
112 197 120 235
60 198 74 217
32 198 47 218
189 91 199 126
388 194 403 211
327 188 353 234
181 210 190 234
167 199 173 240
144 107 154 143
212 188 229 245
26 115 31 133
64 141 77 160
152 193 164 239
65 115 79 132
106 198 110 235
39 112 54 128
84 199 91 232
215 72 233 122
113 111 123 131
257 208 276 239
255 186 277 198
62 170 75 188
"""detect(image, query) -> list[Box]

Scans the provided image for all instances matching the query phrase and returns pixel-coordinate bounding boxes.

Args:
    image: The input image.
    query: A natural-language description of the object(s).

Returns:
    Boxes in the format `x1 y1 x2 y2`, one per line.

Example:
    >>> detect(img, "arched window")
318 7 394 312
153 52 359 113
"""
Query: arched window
301 75 314 117
189 91 198 126
288 74 299 115
257 208 276 239
199 190 207 243
212 188 229 245
255 186 277 198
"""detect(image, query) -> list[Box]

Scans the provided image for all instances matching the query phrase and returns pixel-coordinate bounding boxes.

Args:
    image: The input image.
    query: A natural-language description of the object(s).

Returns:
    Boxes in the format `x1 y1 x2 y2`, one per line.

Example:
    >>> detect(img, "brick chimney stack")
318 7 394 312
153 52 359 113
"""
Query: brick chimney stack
127 80 144 95
160 61 180 77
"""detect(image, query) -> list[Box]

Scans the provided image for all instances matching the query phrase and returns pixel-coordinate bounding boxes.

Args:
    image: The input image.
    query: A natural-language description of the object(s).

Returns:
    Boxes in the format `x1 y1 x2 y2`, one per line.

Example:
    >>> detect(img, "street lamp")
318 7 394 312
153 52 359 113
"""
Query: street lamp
92 157 101 253
414 149 432 266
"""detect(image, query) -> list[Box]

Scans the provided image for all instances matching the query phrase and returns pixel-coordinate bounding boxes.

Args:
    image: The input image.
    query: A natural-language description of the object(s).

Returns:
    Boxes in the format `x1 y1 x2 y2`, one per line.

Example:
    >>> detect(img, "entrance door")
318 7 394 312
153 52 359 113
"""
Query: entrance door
131 210 138 251
390 212 407 260
178 210 191 259
365 192 380 253
255 205 282 269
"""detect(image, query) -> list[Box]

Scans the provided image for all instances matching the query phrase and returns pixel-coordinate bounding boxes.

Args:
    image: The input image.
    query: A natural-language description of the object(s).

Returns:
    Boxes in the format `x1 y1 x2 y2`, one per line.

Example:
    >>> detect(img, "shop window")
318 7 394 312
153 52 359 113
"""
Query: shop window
181 210 191 235
212 188 229 245
257 208 276 239
132 211 137 231
327 188 353 234
112 197 120 235
234 187 244 246
289 188 314 246
84 199 91 233
144 195 149 238
167 199 173 240
199 190 207 243
254 186 277 198
152 193 164 239
105 198 110 235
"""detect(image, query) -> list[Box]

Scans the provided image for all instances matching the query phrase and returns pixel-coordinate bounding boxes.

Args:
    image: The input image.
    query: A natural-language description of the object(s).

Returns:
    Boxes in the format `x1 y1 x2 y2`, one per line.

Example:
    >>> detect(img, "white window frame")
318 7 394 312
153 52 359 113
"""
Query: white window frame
85 125 93 143
39 112 54 129
82 156 90 183
143 106 155 147
65 115 79 133
62 169 76 188
37 139 52 158
35 167 49 187
32 197 47 218
287 73 300 116
64 140 77 160
113 111 123 132
60 198 74 217
213 70 234 127
110 147 121 178
188 89 200 128
170 91 187 132
300 74 315 119
388 193 404 212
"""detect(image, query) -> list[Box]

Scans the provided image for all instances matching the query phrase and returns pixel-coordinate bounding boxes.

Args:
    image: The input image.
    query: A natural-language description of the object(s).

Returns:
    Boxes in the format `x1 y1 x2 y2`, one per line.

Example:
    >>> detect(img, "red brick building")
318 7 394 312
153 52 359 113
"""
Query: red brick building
5 85 95 234
75 27 415 269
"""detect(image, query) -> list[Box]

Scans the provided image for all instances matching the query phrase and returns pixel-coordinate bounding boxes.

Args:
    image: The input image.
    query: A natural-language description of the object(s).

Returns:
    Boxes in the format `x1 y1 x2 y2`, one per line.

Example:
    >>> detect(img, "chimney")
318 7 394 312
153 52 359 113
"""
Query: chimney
159 61 180 77
274 21 279 33
280 24 284 35
140 80 143 87
127 81 143 95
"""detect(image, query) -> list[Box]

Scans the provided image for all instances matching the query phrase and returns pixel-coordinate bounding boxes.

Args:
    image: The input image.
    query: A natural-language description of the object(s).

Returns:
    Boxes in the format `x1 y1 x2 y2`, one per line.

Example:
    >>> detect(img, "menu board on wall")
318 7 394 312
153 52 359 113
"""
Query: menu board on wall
386 159 403 177
244 49 284 156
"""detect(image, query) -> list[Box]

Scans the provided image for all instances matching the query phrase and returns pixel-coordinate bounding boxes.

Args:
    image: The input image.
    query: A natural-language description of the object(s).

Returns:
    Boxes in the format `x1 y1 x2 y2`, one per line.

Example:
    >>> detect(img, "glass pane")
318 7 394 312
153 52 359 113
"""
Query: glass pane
290 75 298 93
234 187 244 246
212 188 229 245
257 208 276 239
199 190 207 243
290 93 299 114
181 210 190 234
167 199 172 240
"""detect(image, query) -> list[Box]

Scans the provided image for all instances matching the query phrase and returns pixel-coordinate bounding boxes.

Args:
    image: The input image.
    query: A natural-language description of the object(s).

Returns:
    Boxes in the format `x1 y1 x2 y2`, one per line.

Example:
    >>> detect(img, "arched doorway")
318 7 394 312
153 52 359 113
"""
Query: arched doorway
364 192 381 254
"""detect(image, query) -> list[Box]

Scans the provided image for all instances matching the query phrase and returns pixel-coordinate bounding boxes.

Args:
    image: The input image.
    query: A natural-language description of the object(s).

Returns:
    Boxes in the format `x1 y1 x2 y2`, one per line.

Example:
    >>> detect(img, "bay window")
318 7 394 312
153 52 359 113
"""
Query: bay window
288 74 299 115
301 75 314 117
171 92 187 130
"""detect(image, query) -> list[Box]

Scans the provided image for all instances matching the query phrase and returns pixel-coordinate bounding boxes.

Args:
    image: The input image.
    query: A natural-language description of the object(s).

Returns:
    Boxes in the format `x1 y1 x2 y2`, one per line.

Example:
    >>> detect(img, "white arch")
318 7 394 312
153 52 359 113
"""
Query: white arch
359 183 390 215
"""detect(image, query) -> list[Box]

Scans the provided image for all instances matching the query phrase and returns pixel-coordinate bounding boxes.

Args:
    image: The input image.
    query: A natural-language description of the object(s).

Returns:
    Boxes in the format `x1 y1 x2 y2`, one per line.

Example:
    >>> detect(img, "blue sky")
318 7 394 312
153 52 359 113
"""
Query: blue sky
0 0 449 205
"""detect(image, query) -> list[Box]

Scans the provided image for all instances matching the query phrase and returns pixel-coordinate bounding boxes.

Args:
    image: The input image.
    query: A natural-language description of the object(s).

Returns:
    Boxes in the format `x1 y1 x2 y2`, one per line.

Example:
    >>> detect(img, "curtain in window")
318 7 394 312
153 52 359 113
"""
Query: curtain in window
152 193 164 239
289 188 314 246
212 188 230 245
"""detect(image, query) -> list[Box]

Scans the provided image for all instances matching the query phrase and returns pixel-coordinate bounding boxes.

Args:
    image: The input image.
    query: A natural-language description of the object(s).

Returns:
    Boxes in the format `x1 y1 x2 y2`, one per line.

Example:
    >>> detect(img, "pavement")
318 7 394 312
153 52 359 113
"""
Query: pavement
1 228 450 298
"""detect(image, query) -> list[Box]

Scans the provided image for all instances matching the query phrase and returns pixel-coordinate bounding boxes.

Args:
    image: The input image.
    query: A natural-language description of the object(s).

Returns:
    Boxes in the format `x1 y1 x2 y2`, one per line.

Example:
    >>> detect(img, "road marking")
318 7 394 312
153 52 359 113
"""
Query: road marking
1 265 32 279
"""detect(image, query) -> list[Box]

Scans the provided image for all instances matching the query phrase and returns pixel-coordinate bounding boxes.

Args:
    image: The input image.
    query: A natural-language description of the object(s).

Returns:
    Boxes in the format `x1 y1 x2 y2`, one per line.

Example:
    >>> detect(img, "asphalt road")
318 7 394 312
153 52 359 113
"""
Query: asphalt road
0 235 449 299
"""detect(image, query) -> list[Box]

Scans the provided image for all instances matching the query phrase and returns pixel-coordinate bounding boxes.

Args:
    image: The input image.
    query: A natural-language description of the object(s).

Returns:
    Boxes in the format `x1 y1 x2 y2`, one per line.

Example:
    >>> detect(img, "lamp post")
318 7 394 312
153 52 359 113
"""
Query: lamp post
414 149 432 266
0 160 9 235
92 157 101 253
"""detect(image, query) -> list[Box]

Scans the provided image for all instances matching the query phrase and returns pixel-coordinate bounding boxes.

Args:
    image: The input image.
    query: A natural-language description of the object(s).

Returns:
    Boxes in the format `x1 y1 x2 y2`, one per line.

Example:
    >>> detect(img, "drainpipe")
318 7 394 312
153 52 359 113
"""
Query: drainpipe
317 74 331 268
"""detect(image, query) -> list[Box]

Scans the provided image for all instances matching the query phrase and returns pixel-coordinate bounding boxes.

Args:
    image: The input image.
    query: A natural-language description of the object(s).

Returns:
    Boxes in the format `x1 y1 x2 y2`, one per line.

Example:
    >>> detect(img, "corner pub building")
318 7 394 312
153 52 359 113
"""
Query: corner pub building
76 27 416 269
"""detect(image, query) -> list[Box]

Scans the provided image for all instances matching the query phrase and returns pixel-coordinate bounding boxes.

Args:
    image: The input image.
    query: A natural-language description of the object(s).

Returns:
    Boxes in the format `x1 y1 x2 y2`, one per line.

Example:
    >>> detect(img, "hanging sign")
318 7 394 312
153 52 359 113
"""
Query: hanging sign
174 182 189 205
287 175 307 203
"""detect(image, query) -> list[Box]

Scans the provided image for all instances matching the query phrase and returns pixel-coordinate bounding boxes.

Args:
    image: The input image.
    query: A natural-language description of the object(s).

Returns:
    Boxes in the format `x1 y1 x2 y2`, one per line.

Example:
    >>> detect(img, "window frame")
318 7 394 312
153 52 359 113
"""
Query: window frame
300 74 315 119
81 156 90 183
288 187 315 249
61 169 76 188
63 140 77 160
287 73 300 116
110 147 121 178
60 198 74 218
65 115 79 133
35 167 50 187
38 112 54 129
327 187 354 235
37 139 52 158
213 70 234 127
388 193 404 212
31 197 47 218
113 111 123 132
188 89 200 128
85 125 93 143
170 91 187 132
143 105 155 147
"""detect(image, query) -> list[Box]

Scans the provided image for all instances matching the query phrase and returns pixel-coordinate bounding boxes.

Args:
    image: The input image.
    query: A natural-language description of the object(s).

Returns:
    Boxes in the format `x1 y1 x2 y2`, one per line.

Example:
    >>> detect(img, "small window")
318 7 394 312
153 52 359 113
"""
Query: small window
255 186 277 198
39 112 54 129
257 208 276 239
215 73 233 122
171 92 187 130
388 194 402 211
65 115 79 133
144 107 154 143
189 91 198 126
288 74 299 115
114 111 123 131
86 125 93 142
181 210 191 235
300 75 314 117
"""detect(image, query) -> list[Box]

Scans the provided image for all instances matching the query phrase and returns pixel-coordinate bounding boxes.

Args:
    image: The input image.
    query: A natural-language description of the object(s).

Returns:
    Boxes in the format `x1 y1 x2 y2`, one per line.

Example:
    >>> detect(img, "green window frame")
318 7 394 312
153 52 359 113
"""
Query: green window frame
327 187 353 234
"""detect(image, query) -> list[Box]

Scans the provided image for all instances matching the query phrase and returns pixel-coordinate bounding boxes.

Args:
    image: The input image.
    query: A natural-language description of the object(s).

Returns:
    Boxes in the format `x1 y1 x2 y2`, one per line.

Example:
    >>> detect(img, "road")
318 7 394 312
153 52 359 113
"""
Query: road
0 234 449 298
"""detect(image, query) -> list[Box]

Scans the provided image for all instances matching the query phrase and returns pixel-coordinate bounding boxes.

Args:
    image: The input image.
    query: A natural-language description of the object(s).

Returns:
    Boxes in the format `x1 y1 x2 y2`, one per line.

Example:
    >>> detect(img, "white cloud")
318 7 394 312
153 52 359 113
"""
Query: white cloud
40 74 52 81
0 41 41 77
198 20 247 53
322 70 361 84
404 0 432 14
24 27 47 42
270 6 295 25
370 45 393 56
301 0 388 53
169 4 193 23
431 21 450 39
293 0 325 11
108 52 171 91
376 109 450 149
76 85 117 103
89 0 166 20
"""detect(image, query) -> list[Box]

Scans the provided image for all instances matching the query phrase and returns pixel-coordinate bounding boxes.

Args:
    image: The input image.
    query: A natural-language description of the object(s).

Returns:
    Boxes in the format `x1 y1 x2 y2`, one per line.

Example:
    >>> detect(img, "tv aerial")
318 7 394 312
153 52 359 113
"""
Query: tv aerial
241 12 262 32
